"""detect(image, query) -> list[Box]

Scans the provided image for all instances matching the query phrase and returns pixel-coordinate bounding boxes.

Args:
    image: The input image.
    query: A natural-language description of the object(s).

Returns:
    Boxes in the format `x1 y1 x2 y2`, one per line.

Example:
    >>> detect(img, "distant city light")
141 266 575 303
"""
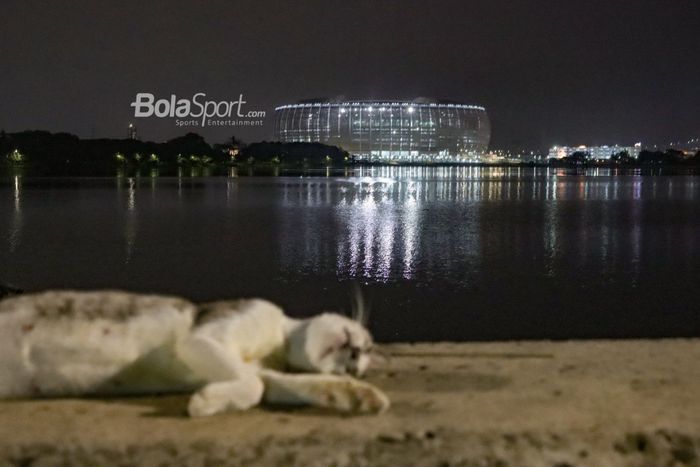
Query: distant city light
7 149 25 163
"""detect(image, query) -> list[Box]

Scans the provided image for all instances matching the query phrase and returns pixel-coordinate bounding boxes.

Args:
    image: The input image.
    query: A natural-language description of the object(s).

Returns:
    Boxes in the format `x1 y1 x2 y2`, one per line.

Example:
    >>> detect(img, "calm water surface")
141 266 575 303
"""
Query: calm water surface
1 166 699 341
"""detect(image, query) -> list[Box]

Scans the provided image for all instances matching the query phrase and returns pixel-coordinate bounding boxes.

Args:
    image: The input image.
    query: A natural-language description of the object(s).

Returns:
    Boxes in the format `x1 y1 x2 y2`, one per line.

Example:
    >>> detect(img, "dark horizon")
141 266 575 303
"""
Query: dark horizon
1 0 698 151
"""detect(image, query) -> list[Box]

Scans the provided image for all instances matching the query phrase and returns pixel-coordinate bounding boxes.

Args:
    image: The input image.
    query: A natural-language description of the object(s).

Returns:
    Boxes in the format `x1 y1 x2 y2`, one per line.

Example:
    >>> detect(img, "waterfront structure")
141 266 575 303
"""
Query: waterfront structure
127 123 138 140
273 99 490 162
548 143 642 160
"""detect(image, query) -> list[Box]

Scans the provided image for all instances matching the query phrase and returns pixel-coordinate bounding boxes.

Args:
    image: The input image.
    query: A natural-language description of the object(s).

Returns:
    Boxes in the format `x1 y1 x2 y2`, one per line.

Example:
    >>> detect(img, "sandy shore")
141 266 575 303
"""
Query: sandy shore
0 339 698 466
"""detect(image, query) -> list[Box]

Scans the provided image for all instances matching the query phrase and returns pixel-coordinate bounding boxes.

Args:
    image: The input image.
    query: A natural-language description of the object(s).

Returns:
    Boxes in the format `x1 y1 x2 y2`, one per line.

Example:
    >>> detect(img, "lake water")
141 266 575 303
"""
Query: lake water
1 166 699 341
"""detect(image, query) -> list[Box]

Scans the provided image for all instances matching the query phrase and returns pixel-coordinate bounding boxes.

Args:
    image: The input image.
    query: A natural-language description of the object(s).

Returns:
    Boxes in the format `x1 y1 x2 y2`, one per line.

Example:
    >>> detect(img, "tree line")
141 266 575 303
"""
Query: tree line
0 131 351 173
551 149 700 166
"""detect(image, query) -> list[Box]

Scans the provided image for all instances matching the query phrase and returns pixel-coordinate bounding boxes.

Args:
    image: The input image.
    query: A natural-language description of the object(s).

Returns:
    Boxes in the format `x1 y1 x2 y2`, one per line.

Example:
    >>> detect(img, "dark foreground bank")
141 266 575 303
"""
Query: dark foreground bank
1 340 698 466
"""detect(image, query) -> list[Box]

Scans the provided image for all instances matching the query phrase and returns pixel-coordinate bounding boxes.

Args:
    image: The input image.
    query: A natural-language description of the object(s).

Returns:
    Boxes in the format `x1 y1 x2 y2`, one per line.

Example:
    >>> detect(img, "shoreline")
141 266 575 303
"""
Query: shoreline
3 162 700 179
1 339 698 466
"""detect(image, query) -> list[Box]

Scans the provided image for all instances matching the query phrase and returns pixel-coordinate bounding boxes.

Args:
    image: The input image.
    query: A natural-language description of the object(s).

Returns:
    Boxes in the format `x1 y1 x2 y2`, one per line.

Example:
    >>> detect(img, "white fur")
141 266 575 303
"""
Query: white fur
0 290 389 416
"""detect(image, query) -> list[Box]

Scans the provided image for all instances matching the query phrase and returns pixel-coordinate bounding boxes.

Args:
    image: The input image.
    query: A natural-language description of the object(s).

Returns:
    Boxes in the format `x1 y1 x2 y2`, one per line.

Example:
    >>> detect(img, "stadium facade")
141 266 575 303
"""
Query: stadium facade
273 99 490 162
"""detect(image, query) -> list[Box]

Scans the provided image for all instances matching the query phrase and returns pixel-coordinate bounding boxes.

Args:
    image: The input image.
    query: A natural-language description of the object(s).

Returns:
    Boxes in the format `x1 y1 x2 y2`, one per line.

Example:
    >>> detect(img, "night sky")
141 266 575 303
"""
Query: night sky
1 0 698 151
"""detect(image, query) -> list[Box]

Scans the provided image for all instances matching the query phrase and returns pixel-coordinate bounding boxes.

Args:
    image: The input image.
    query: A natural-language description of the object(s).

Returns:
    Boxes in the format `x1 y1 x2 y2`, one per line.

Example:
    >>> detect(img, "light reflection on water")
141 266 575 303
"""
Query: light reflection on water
9 176 22 252
1 166 699 341
274 169 665 285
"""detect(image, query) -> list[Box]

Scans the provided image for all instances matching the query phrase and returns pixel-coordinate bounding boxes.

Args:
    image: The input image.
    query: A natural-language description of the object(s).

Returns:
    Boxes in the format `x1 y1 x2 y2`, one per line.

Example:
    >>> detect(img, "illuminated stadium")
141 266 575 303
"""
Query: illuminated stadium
273 99 490 162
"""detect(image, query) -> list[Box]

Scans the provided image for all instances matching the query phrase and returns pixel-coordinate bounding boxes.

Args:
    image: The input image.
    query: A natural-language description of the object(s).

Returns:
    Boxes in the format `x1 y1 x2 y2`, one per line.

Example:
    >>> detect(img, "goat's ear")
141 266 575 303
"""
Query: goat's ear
350 283 370 326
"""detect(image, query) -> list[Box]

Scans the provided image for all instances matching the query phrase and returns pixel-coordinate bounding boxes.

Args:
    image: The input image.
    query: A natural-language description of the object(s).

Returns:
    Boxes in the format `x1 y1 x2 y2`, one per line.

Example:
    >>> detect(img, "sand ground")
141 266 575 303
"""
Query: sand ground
0 339 699 466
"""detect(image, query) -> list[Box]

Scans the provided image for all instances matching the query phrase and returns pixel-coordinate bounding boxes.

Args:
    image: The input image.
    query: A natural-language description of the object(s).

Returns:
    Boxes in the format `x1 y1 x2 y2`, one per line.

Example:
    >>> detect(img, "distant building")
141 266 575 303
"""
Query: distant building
274 99 490 163
548 143 641 160
489 149 547 163
127 123 138 140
